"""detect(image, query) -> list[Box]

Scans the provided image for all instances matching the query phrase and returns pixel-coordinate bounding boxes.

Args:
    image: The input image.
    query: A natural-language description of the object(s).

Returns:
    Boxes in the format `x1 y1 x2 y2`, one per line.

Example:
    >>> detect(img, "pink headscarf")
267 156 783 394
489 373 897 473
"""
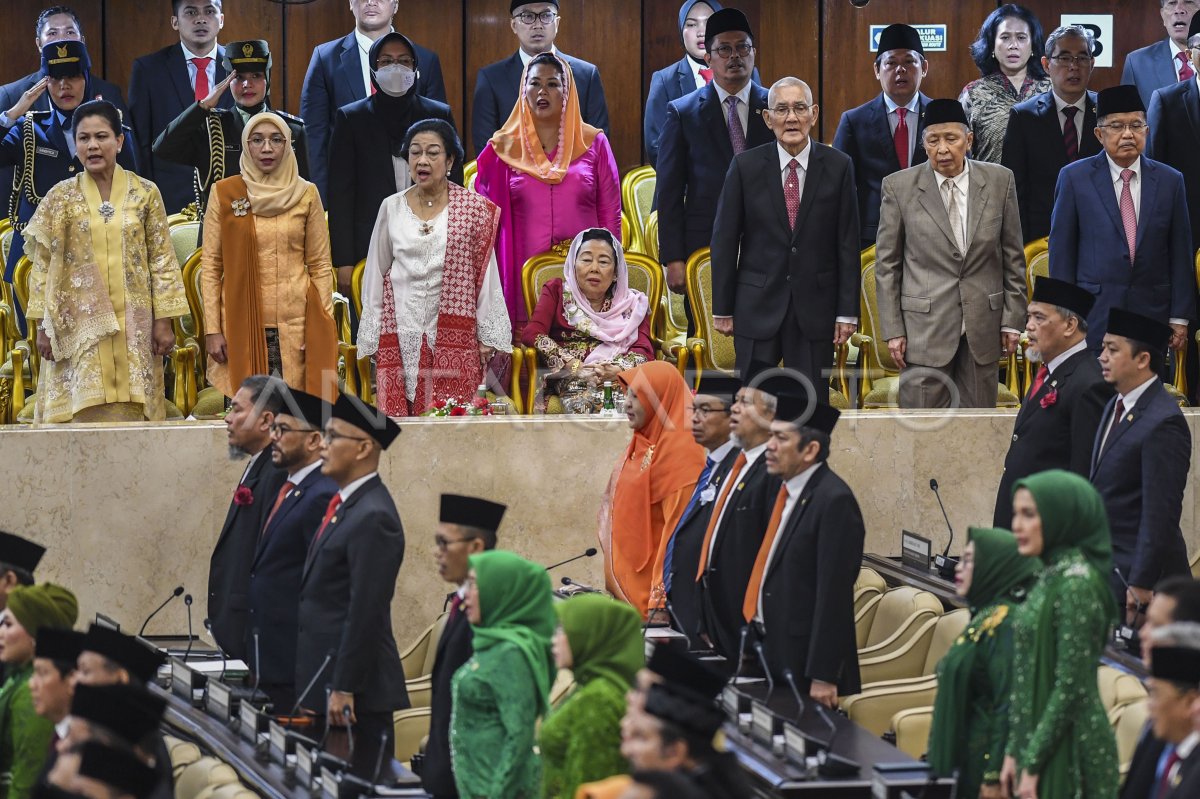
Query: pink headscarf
561 228 650 364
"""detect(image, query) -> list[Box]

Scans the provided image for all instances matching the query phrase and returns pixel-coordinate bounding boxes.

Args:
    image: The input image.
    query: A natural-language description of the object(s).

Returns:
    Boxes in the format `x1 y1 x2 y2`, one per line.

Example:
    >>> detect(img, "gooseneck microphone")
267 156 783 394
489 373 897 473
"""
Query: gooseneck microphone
929 479 958 578
343 705 355 763
752 641 774 702
545 548 598 571
1113 567 1144 646
182 594 195 661
204 619 229 682
287 649 335 720
664 600 691 650
783 668 806 720
140 586 184 636
369 730 389 786
814 704 860 777
560 577 602 594
730 625 751 683
252 628 263 699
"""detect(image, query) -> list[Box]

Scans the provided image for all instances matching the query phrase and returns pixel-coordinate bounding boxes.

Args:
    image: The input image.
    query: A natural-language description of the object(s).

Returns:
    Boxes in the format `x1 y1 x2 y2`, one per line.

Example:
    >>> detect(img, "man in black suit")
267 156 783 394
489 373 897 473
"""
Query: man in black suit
301 0 446 203
712 76 859 396
245 388 337 712
471 1 608 155
657 7 771 307
1141 646 1200 799
993 278 1112 528
833 24 931 250
298 394 407 778
662 374 739 642
1002 25 1101 243
207 375 286 661
1092 309 1191 616
753 393 864 707
423 494 505 799
1122 0 1200 109
0 7 129 215
129 0 231 212
695 365 787 664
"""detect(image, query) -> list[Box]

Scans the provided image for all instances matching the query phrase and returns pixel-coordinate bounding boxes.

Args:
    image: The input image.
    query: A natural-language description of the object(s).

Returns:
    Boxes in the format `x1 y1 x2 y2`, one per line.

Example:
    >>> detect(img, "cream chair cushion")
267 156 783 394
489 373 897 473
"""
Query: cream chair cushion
1112 698 1148 782
401 613 449 681
842 676 937 737
859 587 943 661
892 706 935 760
175 757 239 799
394 707 432 765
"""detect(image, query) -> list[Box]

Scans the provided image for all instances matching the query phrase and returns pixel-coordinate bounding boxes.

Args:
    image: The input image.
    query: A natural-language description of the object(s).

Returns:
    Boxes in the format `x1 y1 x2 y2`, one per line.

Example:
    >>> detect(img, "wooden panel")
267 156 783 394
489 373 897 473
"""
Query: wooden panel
0 1 104 86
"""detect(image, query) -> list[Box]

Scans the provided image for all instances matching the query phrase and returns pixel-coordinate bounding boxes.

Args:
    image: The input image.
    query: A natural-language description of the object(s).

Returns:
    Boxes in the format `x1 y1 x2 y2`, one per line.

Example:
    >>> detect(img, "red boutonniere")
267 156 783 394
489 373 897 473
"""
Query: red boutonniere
1040 388 1058 409
233 486 254 506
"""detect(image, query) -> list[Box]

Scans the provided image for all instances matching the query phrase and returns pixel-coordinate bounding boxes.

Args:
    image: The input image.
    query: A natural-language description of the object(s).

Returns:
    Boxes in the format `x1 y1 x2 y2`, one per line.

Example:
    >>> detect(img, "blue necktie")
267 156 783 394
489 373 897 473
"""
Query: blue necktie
663 456 717 594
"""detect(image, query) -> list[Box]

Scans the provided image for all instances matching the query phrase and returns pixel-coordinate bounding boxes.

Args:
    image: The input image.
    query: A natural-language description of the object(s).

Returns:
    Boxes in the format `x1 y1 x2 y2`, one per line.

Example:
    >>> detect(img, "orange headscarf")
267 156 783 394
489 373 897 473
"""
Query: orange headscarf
488 53 599 184
601 361 705 616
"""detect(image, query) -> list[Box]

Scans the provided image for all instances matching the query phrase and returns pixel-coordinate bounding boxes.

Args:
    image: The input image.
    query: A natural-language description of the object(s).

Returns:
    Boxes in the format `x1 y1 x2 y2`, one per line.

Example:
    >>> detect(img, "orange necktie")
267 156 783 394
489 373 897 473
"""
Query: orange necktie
742 485 790 622
694 451 747 580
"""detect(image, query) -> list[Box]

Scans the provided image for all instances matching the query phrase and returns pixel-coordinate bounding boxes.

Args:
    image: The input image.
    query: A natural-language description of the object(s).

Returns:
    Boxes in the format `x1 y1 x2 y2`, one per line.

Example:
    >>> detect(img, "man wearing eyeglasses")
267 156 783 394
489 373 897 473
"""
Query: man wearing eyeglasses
1002 25 1101 243
1049 84 1195 353
470 1 609 156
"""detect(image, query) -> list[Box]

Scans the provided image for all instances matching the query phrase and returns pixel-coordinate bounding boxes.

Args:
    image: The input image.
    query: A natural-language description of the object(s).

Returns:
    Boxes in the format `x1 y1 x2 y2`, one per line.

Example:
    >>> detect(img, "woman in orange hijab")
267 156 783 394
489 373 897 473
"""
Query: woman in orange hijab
599 361 706 620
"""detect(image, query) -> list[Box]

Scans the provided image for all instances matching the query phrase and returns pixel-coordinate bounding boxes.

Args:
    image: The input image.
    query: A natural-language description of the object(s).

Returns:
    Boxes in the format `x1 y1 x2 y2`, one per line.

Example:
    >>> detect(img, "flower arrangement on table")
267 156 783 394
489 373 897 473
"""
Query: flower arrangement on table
421 396 493 417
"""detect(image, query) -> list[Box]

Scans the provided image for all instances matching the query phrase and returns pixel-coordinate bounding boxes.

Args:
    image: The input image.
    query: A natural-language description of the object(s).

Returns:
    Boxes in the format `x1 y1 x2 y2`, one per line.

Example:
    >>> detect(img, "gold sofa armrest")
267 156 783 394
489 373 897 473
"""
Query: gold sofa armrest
850 332 874 400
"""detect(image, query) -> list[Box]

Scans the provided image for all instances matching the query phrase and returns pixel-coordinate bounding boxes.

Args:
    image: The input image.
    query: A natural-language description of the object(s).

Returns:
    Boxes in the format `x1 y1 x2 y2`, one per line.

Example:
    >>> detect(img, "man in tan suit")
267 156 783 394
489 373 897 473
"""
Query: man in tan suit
875 99 1026 408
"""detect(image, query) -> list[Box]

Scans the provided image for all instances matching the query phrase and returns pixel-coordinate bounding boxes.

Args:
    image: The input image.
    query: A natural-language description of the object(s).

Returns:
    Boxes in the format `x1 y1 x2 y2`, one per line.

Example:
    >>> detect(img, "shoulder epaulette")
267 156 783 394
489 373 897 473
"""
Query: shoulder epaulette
274 109 304 125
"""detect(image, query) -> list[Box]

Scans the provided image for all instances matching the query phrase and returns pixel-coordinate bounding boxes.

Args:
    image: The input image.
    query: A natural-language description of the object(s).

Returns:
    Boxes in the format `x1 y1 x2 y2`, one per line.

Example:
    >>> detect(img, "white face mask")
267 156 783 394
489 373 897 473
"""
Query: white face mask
373 64 416 97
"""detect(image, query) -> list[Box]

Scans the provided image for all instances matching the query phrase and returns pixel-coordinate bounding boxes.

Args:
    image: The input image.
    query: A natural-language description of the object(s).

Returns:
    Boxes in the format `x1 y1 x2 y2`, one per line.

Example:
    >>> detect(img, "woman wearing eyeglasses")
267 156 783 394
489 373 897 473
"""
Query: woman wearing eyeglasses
201 113 338 399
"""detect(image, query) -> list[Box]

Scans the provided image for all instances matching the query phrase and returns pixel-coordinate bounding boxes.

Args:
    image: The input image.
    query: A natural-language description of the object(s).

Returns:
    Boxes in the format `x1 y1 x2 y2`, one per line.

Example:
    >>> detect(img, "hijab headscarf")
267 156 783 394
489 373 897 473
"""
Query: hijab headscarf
562 229 650 364
1013 470 1114 585
468 550 557 714
555 594 643 691
488 53 598 184
678 0 723 65
239 112 308 217
368 31 423 155
964 526 1040 613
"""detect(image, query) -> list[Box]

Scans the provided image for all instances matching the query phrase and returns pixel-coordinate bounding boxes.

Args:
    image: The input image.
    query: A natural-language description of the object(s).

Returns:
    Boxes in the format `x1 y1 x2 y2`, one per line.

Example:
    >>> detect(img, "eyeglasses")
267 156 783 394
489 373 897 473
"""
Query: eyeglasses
689 404 731 418
434 535 475 551
513 10 557 25
377 57 415 68
1048 54 1094 66
321 429 369 444
247 134 286 148
711 42 753 59
269 422 317 437
1098 122 1147 134
770 104 812 118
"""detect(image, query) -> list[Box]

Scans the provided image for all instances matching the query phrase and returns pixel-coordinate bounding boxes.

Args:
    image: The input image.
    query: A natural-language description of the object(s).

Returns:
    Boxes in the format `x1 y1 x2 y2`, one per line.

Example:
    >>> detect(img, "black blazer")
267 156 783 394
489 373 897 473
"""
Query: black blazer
759 465 865 697
832 92 930 246
470 50 608 156
327 94 461 267
300 32 446 202
656 82 772 266
245 466 338 686
644 58 762 168
1090 380 1191 594
1147 77 1200 246
129 43 232 212
698 455 780 662
1166 744 1200 798
1119 722 1165 799
666 446 741 641
421 602 472 797
993 347 1112 528
296 476 409 714
710 140 860 341
1001 90 1100 242
207 452 286 660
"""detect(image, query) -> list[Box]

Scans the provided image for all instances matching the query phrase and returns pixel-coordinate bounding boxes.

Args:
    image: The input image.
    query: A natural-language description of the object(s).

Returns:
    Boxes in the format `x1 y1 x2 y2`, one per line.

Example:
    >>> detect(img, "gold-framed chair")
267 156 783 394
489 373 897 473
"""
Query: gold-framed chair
463 159 478 193
337 259 376 404
620 211 632 252
0 221 20 347
620 165 657 256
168 247 205 416
1173 249 1200 401
1020 237 1051 393
643 210 659 263
684 247 851 407
519 244 663 413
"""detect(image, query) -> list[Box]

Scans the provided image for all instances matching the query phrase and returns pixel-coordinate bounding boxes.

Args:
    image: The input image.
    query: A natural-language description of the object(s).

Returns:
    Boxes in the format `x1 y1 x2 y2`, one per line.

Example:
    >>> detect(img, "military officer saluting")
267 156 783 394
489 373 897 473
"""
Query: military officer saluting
0 40 138 322
153 40 309 214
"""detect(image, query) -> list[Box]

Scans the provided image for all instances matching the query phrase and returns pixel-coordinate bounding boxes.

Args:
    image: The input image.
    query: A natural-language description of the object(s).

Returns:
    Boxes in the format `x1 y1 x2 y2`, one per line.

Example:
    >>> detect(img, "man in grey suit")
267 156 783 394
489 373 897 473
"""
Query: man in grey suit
1121 0 1200 108
875 99 1026 408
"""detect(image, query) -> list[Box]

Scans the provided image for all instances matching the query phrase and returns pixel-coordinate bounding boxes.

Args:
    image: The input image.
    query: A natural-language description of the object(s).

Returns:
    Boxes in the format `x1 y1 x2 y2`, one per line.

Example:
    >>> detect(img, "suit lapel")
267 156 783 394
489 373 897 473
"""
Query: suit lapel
964 162 990 249
868 96 901 171
1183 79 1200 143
792 144 825 238
216 454 267 551
301 477 377 582
1088 155 1125 237
45 114 70 158
763 145 791 233
253 470 315 565
338 34 366 104
912 94 931 166
1135 160 1160 253
675 59 696 99
747 86 773 148
1154 40 1179 92
167 44 195 110
916 166 959 251
1035 93 1068 161
699 85 734 162
1093 382 1157 472
1081 93 1102 158
764 469 823 582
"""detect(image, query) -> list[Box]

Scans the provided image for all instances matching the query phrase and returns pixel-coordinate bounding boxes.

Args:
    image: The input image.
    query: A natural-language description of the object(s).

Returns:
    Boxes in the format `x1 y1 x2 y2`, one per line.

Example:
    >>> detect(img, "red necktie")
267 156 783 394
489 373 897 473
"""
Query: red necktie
263 481 296 534
1178 51 1195 82
312 494 343 546
695 451 747 580
699 67 713 84
1119 168 1137 262
1157 749 1180 798
1061 106 1079 162
784 159 801 229
192 57 212 102
448 594 463 622
1028 365 1049 398
1101 398 1126 456
742 486 790 622
894 107 910 169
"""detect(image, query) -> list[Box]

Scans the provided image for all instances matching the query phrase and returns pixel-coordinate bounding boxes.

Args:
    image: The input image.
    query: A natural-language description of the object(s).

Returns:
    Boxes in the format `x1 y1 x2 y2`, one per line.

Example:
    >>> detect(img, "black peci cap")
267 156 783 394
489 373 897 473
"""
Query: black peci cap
0 532 46 573
1096 85 1145 118
81 626 165 684
70 683 166 746
1150 645 1200 684
774 392 840 435
278 388 329 431
876 24 924 56
330 393 401 450
35 628 85 663
440 494 506 531
1030 277 1096 319
923 98 969 127
704 7 753 41
645 642 727 700
511 0 558 12
1107 308 1172 351
78 741 158 798
694 375 741 405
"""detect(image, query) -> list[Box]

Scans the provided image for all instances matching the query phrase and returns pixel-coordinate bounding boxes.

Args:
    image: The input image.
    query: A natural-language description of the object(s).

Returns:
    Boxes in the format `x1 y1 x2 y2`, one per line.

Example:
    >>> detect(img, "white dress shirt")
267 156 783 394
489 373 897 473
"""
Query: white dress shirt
286 459 324 486
1051 92 1087 148
705 442 767 561
1171 38 1191 80
1045 339 1088 374
713 81 751 134
937 160 970 245
339 470 379 502
707 439 735 462
1098 373 1156 453
519 45 559 68
1106 154 1142 219
687 57 707 91
754 461 824 620
883 92 920 164
182 42 219 95
238 450 263 484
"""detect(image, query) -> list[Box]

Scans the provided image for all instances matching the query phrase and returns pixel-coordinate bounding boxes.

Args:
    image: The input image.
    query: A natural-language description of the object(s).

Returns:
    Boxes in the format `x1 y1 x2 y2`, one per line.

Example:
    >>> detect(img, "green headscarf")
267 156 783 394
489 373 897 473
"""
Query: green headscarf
6 583 78 638
556 594 644 691
964 527 1040 612
469 550 557 713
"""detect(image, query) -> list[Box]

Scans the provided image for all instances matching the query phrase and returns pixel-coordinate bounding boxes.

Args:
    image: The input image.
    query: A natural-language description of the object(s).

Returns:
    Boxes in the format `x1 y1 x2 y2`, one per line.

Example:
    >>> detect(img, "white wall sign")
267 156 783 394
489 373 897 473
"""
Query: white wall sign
1060 14 1115 68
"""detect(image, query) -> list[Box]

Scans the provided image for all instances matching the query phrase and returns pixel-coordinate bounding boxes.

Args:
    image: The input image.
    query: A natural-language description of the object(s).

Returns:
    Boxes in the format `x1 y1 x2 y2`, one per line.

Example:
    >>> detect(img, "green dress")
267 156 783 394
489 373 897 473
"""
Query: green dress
1006 470 1119 799
0 662 54 799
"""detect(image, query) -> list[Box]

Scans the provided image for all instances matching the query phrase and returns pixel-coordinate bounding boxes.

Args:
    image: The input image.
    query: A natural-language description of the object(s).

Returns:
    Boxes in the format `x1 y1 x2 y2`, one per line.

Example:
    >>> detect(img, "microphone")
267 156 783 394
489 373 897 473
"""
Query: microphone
545 548 598 571
1112 567 1144 646
252 628 263 699
139 586 184 636
560 577 602 594
204 619 229 682
929 479 958 578
814 704 860 777
287 649 335 720
369 729 389 786
730 625 751 683
343 705 355 763
783 668 806 720
753 641 774 702
664 600 692 650
182 594 195 661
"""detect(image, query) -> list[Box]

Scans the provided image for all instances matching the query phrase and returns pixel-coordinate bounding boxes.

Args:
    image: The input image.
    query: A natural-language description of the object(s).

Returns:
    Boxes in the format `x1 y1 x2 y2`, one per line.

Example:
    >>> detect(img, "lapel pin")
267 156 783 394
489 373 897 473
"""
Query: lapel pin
1126 413 1134 422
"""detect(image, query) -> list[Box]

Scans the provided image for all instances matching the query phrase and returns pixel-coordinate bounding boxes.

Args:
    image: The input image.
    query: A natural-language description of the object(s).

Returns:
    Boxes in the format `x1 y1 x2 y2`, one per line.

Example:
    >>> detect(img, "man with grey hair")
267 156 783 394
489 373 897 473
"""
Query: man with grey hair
711 75 859 402
1002 24 1101 242
875 98 1026 409
993 277 1111 528
1121 0 1200 108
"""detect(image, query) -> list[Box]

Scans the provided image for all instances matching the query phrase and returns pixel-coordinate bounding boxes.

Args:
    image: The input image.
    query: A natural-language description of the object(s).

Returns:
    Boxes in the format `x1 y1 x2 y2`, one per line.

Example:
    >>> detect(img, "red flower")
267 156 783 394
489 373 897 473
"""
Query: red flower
1040 389 1058 409
471 396 489 409
433 399 447 410
449 406 467 416
233 486 254 506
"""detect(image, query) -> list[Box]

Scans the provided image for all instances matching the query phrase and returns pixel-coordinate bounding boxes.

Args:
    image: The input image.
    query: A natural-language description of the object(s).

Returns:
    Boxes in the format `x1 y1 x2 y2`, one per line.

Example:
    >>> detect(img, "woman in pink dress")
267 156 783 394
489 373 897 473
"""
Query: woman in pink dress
475 51 621 333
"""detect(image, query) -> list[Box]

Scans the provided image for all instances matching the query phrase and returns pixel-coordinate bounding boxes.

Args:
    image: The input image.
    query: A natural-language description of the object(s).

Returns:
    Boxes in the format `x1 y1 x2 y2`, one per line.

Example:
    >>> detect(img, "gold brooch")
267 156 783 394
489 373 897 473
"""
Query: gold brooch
231 197 251 217
641 444 656 471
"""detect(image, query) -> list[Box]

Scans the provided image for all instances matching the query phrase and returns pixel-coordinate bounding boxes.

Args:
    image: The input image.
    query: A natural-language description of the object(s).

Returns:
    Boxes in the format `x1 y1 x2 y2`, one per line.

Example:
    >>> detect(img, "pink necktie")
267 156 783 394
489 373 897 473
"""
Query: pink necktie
785 159 800 228
192 57 212 102
725 96 746 154
1119 168 1137 262
1179 51 1195 82
894 107 910 169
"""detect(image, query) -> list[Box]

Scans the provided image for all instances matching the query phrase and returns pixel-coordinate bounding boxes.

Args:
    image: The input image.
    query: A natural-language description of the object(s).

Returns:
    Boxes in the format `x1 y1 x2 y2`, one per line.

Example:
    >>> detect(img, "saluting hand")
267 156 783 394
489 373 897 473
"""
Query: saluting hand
200 73 235 111
6 77 49 124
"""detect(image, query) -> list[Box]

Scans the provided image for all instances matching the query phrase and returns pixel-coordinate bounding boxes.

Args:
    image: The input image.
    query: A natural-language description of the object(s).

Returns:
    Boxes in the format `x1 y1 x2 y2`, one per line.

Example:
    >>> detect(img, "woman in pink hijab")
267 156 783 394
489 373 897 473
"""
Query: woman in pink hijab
520 228 653 413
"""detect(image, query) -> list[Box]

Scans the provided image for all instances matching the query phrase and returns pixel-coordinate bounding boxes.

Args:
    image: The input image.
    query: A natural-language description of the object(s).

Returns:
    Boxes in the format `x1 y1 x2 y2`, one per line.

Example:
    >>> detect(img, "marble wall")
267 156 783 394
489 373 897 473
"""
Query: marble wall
2 411 1196 644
